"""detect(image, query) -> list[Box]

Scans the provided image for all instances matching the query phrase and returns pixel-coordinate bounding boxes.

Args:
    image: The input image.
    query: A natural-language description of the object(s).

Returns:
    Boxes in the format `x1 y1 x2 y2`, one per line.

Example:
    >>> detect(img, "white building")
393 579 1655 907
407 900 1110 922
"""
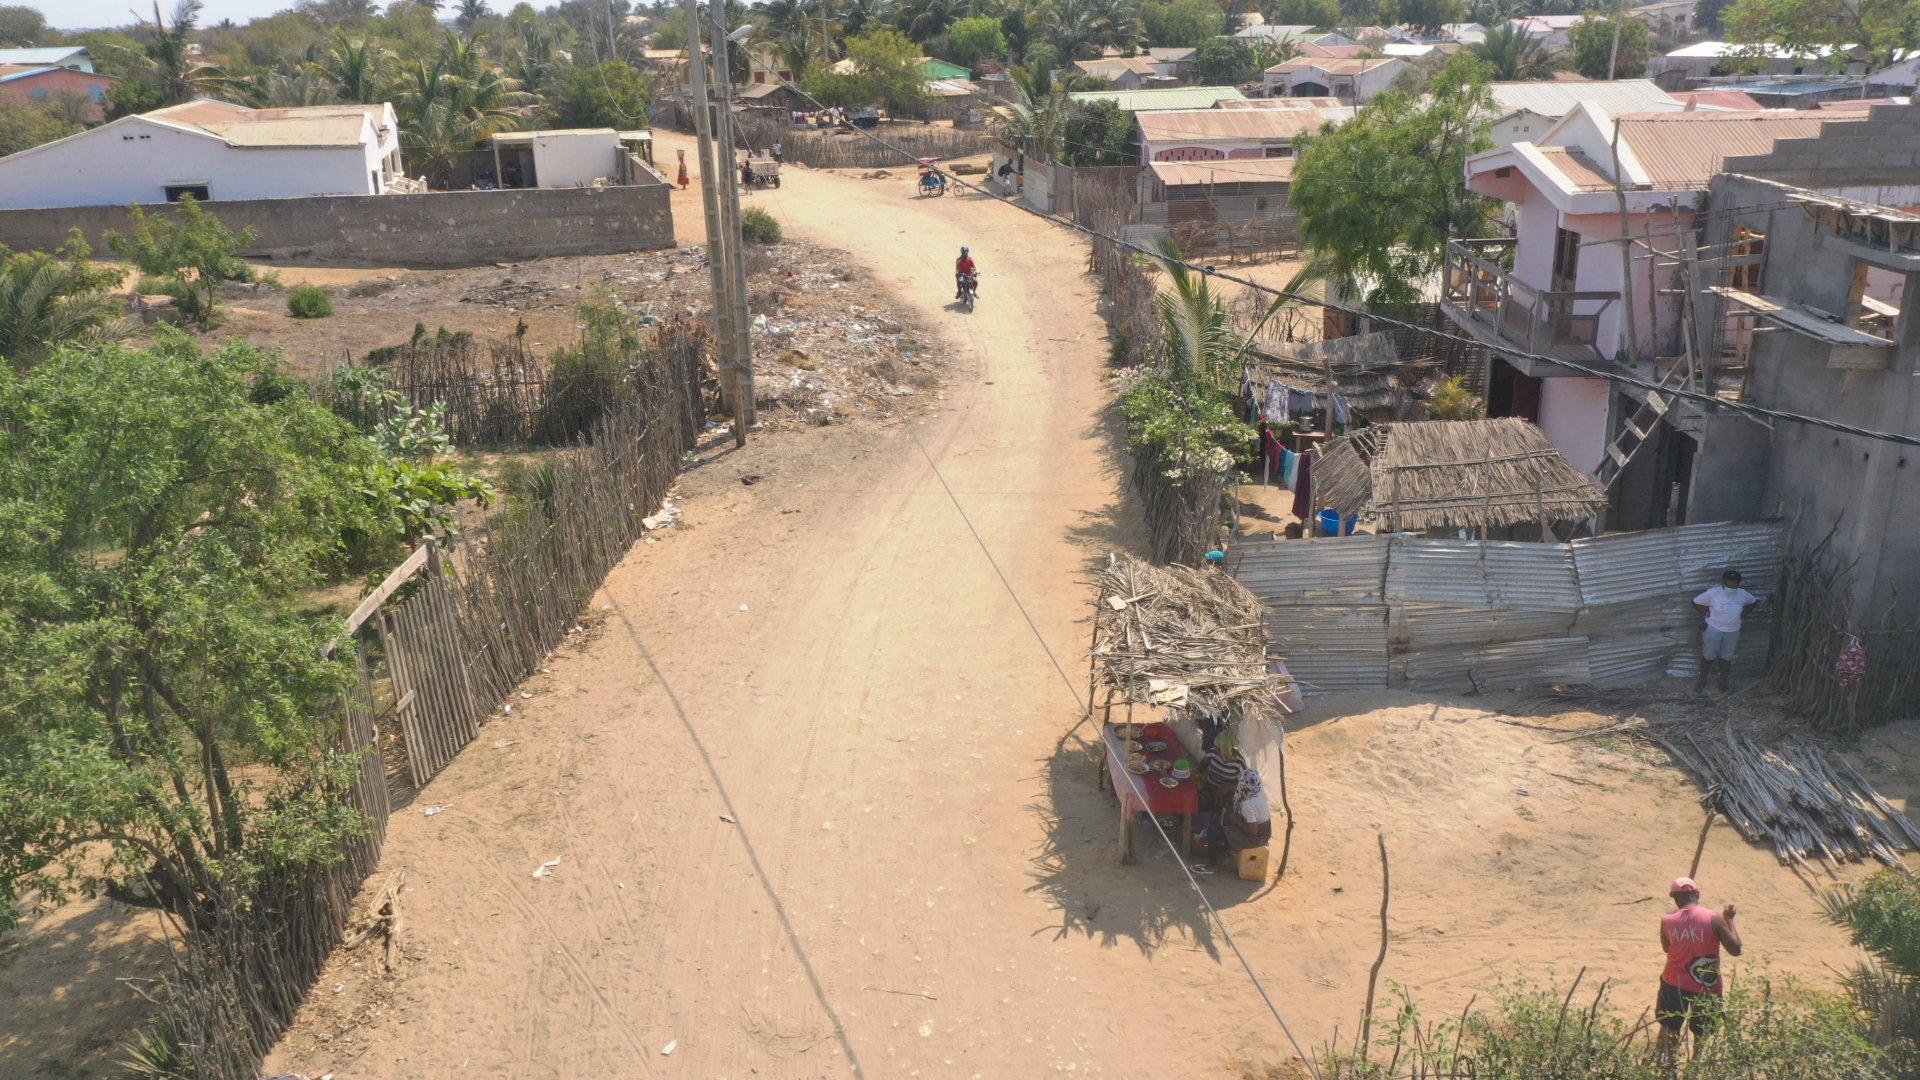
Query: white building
0 99 403 209
482 128 624 188
1263 57 1408 102
1501 15 1589 52
1135 108 1324 162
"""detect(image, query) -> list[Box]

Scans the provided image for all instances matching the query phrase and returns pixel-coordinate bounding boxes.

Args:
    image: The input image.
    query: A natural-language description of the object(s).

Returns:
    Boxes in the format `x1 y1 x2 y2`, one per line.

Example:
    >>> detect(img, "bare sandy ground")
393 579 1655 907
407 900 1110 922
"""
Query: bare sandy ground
250 132 1906 1080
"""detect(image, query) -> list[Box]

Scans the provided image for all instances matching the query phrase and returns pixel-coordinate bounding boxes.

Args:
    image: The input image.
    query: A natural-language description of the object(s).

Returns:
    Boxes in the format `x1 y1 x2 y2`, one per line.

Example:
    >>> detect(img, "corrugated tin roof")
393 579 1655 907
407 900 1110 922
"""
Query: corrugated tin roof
1614 111 1859 188
0 47 90 66
1675 89 1765 110
1078 57 1157 76
1489 79 1679 117
1137 108 1321 143
1535 146 1615 192
1148 47 1198 60
1070 86 1248 111
1148 157 1294 186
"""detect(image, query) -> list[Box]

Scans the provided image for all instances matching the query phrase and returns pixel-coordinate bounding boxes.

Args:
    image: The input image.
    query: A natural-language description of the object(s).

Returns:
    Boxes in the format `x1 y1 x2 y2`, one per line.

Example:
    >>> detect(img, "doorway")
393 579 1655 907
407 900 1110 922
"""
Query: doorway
1487 358 1541 421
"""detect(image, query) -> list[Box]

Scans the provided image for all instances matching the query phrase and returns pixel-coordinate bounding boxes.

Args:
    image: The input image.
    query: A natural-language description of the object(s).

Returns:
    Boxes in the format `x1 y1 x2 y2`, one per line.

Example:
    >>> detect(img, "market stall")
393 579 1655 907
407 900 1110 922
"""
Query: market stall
1087 553 1299 878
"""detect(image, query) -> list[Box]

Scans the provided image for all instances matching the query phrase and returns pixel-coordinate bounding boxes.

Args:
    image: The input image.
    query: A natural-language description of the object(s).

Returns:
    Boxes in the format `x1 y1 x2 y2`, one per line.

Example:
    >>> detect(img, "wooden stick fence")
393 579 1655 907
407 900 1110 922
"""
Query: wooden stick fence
141 323 705 1080
733 117 981 169
1768 530 1920 735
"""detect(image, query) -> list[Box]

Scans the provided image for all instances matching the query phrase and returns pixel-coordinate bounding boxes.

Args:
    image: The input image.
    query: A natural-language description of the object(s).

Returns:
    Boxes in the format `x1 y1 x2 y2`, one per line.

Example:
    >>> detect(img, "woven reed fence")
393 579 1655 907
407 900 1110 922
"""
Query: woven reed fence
141 334 703 1080
734 118 982 169
1769 531 1920 735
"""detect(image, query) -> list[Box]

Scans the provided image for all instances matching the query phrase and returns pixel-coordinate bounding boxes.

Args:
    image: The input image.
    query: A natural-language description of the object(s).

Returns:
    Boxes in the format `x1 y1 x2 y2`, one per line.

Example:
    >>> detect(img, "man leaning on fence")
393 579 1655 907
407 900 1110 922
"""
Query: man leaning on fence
1693 569 1757 694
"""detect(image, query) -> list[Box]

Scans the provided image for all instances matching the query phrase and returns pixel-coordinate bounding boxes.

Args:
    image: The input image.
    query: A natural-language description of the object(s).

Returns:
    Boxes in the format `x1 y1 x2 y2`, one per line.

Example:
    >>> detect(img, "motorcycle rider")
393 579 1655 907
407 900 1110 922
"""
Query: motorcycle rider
955 246 976 301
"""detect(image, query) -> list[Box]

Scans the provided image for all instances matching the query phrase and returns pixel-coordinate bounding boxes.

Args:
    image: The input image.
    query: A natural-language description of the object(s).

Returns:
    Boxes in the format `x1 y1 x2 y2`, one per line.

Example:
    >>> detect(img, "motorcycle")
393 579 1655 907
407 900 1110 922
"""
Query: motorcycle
956 272 977 311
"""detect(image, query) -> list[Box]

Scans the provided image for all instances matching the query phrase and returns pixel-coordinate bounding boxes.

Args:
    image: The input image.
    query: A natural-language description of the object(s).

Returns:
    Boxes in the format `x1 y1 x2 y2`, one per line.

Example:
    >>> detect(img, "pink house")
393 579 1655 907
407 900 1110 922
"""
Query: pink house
1442 103 1859 476
1133 107 1322 163
0 64 117 123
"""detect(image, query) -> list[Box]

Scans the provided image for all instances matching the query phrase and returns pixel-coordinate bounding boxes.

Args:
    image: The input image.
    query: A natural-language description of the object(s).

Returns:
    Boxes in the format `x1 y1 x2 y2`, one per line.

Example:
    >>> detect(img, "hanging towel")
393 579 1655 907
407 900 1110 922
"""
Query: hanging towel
1280 447 1298 489
1290 451 1314 518
1287 387 1315 420
1333 395 1352 427
1265 379 1288 424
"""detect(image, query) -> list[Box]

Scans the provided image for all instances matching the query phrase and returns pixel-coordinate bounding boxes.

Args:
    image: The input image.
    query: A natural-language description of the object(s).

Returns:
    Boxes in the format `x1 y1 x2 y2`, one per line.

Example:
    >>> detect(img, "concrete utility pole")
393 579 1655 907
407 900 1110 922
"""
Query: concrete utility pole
707 3 756 430
681 0 747 446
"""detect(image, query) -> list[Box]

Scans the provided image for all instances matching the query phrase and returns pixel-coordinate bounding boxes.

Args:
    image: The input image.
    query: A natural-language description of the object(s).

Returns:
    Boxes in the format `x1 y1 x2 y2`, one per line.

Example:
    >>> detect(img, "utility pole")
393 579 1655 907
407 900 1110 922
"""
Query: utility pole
681 0 746 446
707 3 756 431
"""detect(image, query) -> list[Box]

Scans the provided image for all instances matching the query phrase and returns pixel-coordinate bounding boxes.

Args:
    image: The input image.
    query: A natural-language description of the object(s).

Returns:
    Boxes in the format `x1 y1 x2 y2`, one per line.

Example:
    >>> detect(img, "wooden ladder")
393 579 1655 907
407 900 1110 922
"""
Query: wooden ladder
1595 360 1690 492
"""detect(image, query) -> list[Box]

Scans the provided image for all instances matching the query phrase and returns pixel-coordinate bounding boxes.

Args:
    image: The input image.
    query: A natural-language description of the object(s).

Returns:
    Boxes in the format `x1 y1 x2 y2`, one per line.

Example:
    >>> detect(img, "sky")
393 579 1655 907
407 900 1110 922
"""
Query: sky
46 0 318 32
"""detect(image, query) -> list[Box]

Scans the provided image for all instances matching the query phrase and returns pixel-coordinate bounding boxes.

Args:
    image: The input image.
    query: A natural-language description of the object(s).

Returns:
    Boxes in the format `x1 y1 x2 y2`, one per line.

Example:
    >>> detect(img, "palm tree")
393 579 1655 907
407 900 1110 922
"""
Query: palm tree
396 35 532 186
840 0 896 39
897 0 974 41
325 31 395 104
0 252 133 370
1468 23 1563 80
241 62 336 107
456 0 494 33
119 0 237 106
504 20 565 100
987 58 1068 161
1043 0 1141 62
1146 241 1237 390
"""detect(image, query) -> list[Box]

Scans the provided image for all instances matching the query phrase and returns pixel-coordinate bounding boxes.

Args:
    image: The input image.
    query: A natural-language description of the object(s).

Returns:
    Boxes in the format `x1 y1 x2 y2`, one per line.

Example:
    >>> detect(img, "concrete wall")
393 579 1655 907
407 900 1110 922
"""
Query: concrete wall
0 113 388 209
1701 160 1920 620
529 131 623 187
0 184 675 268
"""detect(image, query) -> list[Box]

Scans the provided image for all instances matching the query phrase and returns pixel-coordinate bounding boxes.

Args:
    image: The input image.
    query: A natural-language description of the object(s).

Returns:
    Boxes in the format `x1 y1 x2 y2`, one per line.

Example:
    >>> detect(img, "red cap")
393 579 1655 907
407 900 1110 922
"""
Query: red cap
1670 876 1699 894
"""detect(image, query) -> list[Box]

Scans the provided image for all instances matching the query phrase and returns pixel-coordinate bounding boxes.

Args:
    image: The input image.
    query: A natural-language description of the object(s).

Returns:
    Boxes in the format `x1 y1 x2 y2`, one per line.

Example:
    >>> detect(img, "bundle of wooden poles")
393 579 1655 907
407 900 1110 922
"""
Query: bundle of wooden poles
1087 551 1290 719
1647 720 1920 871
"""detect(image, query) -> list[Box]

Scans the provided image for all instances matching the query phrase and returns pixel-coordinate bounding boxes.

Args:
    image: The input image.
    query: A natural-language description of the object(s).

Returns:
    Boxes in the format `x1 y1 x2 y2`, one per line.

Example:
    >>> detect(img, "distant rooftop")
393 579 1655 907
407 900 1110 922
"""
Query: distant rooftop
1069 86 1248 110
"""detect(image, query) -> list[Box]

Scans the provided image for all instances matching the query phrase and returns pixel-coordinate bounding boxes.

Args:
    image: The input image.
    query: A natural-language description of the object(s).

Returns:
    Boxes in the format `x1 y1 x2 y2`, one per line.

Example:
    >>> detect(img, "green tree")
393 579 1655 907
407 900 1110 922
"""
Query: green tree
1722 0 1918 71
947 15 1009 64
1270 0 1341 27
546 60 653 127
104 74 168 119
1569 13 1651 78
324 31 395 103
1142 0 1224 47
0 95 76 156
1824 870 1920 1071
1194 36 1258 82
0 232 130 369
1469 21 1564 79
985 56 1068 160
104 196 262 328
394 34 533 185
1381 0 1463 33
1061 97 1133 165
898 0 976 41
1290 53 1498 306
115 0 237 106
1044 0 1143 60
838 28 933 111
0 5 51 47
0 336 386 932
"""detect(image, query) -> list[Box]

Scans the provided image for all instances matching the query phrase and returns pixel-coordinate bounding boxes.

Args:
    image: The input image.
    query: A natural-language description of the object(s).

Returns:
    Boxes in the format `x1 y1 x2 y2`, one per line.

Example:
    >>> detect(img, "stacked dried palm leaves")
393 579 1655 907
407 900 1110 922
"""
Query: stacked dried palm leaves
1088 552 1291 721
1507 687 1920 871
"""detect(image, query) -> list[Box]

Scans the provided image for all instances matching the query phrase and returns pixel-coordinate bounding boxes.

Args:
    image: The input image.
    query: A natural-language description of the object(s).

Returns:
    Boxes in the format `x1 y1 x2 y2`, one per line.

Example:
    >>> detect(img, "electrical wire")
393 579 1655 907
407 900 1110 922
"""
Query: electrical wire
697 29 1333 1073
755 68 1920 449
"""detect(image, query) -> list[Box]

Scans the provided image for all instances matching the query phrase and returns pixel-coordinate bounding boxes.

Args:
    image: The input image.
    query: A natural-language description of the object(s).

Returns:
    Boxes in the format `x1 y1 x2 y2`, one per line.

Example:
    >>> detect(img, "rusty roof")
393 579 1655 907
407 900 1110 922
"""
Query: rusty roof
1675 89 1765 110
1137 108 1322 143
1614 110 1860 188
1534 146 1615 191
198 116 369 147
1148 156 1294 186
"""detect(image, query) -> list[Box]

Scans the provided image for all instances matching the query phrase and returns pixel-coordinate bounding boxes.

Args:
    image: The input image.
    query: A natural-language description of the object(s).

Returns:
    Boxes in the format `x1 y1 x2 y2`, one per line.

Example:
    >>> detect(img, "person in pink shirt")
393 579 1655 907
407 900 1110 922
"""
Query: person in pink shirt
1657 875 1743 1064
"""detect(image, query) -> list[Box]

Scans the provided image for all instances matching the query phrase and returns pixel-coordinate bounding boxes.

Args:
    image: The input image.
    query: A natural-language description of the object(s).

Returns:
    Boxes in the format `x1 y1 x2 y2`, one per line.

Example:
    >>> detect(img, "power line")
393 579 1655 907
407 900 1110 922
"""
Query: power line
737 53 1333 1079
763 70 1920 450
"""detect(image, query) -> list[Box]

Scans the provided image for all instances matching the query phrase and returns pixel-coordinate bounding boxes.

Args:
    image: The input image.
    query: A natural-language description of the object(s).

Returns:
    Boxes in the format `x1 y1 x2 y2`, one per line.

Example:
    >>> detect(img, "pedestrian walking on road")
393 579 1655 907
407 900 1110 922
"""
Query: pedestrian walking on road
1657 876 1742 1065
676 149 690 190
1693 569 1757 693
772 140 784 164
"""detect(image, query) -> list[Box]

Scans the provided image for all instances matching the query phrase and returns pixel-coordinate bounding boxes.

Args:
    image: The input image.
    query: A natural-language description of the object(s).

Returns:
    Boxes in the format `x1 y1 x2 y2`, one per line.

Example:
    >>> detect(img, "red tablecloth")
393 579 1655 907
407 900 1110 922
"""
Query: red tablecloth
1102 722 1199 815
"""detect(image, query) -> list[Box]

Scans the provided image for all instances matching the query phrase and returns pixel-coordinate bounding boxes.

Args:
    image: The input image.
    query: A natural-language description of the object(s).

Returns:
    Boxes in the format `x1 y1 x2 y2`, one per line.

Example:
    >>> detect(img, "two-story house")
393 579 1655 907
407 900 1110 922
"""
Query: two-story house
1441 103 1859 525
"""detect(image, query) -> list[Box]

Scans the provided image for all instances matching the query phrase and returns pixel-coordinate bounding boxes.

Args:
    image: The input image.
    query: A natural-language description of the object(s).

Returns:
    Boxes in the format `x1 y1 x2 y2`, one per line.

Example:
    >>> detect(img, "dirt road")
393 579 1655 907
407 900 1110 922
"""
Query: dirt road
262 135 1873 1080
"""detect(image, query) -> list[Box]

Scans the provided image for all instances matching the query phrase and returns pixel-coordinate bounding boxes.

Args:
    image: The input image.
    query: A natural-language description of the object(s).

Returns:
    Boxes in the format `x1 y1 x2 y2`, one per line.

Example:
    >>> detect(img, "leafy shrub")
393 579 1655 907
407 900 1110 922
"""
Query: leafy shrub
103 194 260 328
740 205 783 245
1425 375 1485 420
287 283 334 319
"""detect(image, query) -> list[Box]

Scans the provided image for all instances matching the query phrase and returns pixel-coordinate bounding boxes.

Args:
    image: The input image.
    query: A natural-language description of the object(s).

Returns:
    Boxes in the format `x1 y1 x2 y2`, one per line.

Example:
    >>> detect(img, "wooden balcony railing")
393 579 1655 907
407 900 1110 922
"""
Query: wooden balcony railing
1442 239 1620 357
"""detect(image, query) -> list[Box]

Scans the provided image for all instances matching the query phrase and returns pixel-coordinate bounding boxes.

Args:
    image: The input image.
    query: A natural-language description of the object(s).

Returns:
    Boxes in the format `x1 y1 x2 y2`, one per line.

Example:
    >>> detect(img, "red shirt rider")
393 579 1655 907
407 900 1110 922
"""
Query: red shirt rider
1657 876 1742 1057
955 248 976 298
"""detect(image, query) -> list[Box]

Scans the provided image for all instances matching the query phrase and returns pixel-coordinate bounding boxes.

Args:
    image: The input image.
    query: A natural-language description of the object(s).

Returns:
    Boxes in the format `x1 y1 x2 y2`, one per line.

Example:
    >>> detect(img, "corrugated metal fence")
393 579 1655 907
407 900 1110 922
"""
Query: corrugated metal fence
1227 520 1782 693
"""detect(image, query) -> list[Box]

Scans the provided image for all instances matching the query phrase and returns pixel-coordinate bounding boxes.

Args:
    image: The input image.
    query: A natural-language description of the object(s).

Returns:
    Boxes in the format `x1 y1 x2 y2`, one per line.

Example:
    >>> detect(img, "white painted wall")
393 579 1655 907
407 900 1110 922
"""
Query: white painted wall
530 131 621 187
1538 376 1610 475
0 115 385 209
1489 109 1554 147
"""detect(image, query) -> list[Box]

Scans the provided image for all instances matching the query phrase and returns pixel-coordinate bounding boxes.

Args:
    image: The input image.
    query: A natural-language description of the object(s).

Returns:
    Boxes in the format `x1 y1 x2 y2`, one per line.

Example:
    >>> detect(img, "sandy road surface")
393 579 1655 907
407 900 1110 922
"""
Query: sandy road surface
262 134 1874 1080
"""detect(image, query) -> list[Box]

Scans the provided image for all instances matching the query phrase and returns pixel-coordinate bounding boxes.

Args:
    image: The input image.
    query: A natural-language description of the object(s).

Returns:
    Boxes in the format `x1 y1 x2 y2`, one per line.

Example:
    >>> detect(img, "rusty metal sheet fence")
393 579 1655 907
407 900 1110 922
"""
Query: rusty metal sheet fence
1228 519 1784 694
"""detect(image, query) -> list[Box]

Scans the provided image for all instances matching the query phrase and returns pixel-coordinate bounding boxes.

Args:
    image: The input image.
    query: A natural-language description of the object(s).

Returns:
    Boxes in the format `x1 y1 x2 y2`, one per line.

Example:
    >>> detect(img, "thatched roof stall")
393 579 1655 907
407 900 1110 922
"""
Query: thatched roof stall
1088 553 1295 822
1247 331 1427 414
1314 418 1610 533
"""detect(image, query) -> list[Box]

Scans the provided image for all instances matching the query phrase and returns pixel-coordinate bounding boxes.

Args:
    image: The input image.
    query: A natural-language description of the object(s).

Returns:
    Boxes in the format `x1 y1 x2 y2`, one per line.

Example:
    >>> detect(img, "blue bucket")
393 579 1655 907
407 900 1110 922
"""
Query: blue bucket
1317 510 1358 536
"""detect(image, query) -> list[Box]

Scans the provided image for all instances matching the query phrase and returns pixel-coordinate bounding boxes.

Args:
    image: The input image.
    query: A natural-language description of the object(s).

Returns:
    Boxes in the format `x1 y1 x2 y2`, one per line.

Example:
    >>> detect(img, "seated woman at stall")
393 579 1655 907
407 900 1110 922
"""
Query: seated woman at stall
1203 732 1272 863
